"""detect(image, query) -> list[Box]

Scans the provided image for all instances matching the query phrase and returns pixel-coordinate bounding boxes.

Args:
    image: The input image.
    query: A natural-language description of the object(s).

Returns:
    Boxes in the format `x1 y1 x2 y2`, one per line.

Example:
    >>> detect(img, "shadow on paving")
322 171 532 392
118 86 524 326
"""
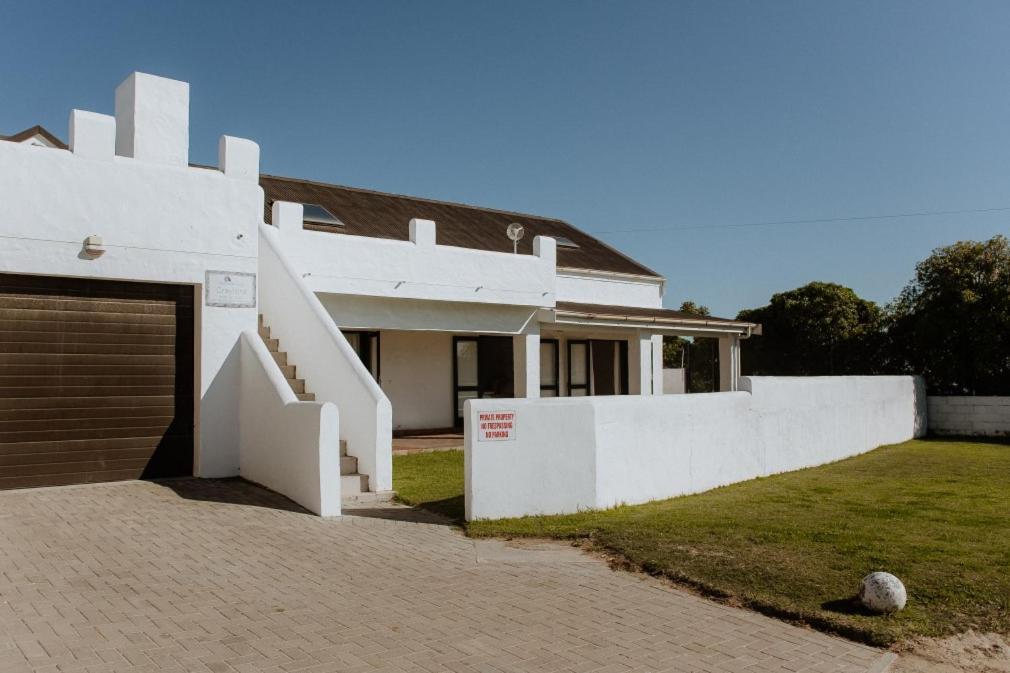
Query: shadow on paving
344 495 464 526
153 477 312 514
154 477 466 526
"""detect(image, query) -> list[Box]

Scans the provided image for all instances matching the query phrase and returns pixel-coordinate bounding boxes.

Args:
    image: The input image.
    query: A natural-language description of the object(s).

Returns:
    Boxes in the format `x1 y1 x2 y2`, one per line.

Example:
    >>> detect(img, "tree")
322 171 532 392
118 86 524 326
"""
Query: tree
888 235 1010 395
737 282 883 375
662 301 719 392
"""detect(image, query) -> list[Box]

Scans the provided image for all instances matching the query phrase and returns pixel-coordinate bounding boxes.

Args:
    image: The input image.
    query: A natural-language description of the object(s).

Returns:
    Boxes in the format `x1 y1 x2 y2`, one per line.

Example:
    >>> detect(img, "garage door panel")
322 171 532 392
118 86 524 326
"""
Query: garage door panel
0 274 194 489
0 373 177 387
0 363 175 376
0 353 175 366
0 434 166 456
0 395 176 411
0 422 180 443
0 319 179 336
0 416 175 434
0 469 150 490
0 296 178 315
0 385 178 399
0 405 175 421
0 308 178 326
0 330 176 347
0 446 165 468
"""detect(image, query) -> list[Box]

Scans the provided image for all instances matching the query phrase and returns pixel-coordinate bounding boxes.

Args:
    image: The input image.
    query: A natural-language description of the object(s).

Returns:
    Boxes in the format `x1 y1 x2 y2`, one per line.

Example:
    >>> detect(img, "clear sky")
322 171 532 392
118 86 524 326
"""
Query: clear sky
2 0 1009 317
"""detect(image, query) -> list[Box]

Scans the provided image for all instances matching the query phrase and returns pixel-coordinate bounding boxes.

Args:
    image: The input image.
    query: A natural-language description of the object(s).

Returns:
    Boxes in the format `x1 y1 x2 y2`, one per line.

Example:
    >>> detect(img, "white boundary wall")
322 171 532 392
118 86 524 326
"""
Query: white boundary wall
465 376 926 520
927 396 1010 436
238 332 341 516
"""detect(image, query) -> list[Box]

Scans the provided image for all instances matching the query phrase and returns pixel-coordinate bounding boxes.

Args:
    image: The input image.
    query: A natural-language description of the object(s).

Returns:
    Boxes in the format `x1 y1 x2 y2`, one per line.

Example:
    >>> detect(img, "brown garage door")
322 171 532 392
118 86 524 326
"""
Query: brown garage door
0 274 194 489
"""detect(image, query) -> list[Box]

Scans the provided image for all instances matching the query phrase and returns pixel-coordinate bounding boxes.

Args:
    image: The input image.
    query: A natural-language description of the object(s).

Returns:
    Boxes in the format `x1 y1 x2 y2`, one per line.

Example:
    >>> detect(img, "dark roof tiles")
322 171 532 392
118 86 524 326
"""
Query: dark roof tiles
260 174 660 278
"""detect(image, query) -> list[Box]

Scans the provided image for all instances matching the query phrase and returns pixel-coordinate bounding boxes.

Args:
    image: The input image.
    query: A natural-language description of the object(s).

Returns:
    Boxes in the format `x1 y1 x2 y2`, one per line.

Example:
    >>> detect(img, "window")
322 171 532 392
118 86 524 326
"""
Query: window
343 331 380 381
302 203 344 227
554 235 580 249
540 339 559 397
567 340 589 396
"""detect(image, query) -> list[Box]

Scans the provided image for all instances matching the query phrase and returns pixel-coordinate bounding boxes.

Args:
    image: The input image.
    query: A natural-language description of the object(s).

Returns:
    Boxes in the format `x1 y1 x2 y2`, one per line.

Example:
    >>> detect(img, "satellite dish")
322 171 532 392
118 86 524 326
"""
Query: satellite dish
506 223 525 253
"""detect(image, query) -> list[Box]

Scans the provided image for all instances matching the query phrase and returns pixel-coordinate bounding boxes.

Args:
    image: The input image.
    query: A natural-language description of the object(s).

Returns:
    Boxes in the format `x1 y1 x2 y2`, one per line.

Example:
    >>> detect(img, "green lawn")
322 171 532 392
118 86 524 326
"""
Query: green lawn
393 438 1010 646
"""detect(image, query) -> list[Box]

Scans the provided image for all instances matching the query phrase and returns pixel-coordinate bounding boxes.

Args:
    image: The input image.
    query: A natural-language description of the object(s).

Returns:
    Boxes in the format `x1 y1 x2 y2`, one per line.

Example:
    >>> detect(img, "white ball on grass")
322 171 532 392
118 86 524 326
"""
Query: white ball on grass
859 572 907 614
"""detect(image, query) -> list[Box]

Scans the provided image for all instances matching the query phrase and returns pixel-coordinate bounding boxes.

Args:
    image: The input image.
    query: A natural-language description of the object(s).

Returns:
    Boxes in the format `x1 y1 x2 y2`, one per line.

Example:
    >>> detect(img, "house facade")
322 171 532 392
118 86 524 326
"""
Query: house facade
258 175 757 432
0 72 757 513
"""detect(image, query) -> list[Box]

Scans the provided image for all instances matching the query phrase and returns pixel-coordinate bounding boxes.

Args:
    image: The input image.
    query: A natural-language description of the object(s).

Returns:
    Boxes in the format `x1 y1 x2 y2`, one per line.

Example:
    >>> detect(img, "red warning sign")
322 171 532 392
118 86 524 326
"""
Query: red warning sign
477 410 516 441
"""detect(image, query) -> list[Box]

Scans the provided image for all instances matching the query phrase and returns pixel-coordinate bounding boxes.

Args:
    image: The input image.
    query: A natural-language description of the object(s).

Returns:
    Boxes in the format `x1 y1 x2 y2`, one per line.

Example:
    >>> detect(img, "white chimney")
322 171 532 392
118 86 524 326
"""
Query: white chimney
114 72 189 166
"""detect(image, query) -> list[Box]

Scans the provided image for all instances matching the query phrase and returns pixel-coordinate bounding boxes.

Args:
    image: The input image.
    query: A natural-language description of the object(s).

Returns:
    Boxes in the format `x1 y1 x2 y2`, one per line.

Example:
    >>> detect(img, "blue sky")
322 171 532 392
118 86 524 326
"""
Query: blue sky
2 0 1009 317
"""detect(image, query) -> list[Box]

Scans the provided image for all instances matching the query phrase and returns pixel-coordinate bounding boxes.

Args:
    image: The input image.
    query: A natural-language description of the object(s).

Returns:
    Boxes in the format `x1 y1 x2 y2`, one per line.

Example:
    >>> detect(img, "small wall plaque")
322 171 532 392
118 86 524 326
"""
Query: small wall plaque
205 270 256 308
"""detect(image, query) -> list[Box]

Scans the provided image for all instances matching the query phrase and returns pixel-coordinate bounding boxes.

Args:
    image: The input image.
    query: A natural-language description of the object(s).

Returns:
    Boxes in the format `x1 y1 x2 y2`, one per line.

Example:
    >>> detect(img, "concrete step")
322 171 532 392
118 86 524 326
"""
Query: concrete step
287 378 305 394
341 490 397 505
258 324 271 340
340 455 357 475
340 439 348 456
271 351 288 367
258 313 264 326
263 338 279 352
341 473 369 497
297 392 316 401
278 364 295 379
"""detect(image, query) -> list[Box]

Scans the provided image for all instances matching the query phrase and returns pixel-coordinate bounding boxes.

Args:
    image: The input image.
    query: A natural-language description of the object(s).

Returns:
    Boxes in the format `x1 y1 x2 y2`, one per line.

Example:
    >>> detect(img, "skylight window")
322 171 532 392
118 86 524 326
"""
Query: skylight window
302 203 344 227
554 236 580 249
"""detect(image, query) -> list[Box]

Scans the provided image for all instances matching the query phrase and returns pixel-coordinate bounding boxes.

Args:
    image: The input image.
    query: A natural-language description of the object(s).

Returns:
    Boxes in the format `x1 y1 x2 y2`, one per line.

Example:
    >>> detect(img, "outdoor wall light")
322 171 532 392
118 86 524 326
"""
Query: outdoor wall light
82 235 105 258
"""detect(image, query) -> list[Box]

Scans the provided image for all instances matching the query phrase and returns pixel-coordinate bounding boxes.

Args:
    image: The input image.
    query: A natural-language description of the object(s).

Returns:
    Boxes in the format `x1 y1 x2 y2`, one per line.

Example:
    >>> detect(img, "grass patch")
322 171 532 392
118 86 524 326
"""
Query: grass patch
392 439 1010 646
392 450 465 522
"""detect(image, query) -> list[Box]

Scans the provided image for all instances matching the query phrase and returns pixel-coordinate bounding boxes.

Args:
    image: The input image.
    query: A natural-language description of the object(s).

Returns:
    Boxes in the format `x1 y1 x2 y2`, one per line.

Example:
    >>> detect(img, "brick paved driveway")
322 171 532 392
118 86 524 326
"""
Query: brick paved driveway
0 480 894 673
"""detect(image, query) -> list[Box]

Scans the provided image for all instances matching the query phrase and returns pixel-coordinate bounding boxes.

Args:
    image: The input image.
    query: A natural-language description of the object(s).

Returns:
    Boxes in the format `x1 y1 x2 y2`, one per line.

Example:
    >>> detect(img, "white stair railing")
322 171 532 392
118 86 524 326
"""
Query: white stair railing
258 223 393 493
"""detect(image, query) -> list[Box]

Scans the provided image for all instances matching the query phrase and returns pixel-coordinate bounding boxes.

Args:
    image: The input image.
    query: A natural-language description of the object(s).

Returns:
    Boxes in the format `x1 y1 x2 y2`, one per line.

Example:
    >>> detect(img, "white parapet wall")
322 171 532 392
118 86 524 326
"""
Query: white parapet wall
273 211 557 308
465 376 926 520
238 331 341 516
927 396 1010 436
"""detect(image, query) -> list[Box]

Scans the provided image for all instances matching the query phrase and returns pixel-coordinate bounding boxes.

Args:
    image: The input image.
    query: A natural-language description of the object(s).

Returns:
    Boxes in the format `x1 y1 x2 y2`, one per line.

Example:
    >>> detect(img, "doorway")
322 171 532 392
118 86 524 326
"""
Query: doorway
453 336 514 426
567 339 629 396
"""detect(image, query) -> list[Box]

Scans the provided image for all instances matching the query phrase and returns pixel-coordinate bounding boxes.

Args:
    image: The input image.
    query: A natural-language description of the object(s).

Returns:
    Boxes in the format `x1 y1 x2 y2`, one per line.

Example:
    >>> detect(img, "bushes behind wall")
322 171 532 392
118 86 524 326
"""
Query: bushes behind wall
735 235 1010 396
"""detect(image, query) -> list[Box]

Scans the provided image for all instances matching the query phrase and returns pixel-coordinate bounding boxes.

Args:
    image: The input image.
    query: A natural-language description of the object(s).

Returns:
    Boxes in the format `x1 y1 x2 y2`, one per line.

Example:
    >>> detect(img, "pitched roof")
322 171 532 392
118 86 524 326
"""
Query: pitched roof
554 301 759 333
260 174 661 278
0 125 68 149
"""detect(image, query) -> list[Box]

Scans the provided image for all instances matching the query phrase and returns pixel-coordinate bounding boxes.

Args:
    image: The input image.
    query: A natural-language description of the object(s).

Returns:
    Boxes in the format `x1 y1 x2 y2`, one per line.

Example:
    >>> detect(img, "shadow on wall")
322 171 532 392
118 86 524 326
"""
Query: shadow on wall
913 378 929 437
200 339 243 477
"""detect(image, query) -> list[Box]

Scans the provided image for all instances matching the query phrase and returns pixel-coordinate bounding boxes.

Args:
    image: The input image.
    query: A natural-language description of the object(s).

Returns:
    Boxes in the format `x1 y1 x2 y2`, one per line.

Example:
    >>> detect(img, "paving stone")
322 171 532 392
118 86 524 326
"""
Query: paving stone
0 480 892 673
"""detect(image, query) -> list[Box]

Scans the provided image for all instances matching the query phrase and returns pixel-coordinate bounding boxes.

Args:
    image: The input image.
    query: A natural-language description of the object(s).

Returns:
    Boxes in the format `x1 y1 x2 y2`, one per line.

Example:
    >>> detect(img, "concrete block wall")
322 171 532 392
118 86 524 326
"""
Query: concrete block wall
927 396 1010 436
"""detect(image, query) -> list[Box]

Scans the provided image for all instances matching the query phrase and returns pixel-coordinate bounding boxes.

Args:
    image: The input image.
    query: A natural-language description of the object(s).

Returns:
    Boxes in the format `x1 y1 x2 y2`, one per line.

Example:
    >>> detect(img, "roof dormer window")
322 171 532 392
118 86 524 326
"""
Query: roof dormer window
554 235 580 249
302 203 344 227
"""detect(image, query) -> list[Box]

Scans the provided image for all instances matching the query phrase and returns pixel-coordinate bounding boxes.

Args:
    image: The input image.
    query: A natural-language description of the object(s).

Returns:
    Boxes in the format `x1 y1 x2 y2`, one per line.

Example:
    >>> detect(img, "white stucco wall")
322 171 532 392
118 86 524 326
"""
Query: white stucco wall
0 73 263 478
555 269 664 308
927 396 1010 436
662 368 686 394
272 213 557 308
465 376 926 520
238 331 341 516
379 330 454 430
259 224 393 492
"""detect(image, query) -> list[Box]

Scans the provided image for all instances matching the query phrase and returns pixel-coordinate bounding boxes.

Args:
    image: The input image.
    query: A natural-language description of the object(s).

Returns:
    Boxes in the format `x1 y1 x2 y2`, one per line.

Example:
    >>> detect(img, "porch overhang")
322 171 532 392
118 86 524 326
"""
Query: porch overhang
549 301 761 338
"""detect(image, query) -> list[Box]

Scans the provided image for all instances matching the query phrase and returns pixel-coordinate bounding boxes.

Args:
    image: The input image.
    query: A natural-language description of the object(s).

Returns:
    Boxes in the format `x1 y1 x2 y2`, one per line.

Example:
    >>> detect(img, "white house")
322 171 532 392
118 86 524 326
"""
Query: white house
0 72 767 515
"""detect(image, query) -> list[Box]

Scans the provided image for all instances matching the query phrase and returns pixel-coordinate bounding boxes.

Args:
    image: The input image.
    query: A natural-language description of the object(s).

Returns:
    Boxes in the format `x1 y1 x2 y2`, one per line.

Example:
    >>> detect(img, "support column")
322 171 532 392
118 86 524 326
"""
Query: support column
628 330 658 395
651 334 664 395
513 325 541 398
718 334 741 392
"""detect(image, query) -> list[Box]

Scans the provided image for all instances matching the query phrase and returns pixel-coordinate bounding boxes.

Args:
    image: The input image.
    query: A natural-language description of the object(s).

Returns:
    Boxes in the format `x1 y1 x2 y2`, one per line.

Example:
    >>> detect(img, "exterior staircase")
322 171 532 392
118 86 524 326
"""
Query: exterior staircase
258 315 375 501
